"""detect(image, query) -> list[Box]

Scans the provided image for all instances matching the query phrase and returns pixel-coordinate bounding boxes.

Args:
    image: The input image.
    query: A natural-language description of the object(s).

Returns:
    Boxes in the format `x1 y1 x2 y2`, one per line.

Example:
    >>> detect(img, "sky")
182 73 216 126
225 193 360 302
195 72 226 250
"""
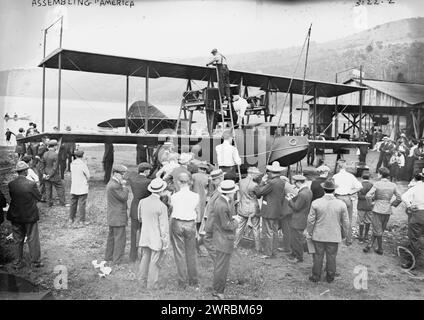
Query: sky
1 0 423 71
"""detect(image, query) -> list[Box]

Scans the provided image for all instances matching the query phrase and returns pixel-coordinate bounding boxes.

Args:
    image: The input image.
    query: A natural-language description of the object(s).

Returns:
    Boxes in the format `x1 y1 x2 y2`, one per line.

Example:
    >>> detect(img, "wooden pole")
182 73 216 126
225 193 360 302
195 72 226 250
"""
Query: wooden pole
42 29 47 132
313 84 317 138
145 65 150 132
359 65 363 138
335 73 339 138
125 75 129 133
57 52 62 130
289 92 293 134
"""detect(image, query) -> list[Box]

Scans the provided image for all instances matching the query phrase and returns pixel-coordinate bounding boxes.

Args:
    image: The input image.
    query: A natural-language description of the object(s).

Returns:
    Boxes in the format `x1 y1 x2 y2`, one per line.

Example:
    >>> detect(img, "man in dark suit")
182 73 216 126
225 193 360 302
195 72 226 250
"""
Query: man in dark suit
7 161 43 269
42 139 66 207
255 161 286 259
103 143 114 184
287 175 313 263
105 165 129 265
211 180 239 300
128 162 152 263
202 169 225 264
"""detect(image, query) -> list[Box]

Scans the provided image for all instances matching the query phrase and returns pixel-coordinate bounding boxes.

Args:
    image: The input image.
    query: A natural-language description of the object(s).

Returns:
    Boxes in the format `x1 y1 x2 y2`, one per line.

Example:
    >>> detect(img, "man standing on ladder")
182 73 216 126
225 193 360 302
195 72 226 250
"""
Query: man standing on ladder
206 49 238 126
206 49 230 101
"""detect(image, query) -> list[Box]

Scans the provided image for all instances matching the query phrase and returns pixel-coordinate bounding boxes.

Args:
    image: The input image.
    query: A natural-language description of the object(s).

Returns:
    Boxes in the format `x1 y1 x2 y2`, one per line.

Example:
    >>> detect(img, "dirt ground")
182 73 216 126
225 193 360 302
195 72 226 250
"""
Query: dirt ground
1 146 423 300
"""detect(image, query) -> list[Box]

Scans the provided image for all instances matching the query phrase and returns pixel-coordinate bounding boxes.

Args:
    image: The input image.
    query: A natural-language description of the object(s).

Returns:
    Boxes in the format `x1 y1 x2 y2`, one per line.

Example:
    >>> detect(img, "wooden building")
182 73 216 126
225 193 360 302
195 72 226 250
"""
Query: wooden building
306 78 424 139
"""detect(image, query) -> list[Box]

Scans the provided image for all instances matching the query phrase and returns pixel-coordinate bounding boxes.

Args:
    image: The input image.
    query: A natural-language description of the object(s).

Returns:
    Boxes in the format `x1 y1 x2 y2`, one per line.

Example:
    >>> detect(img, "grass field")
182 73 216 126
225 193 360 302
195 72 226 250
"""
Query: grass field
0 145 423 300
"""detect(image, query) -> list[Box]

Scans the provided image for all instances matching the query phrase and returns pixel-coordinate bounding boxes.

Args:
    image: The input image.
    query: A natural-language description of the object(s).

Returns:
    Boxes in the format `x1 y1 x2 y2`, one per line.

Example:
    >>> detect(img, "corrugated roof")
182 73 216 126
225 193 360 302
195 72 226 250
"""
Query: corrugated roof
355 79 424 105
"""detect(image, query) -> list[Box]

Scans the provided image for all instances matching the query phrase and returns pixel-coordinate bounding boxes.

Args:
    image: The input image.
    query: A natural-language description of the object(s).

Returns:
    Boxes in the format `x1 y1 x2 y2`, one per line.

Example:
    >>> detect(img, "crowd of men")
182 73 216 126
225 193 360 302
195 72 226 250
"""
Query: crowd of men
2 121 424 299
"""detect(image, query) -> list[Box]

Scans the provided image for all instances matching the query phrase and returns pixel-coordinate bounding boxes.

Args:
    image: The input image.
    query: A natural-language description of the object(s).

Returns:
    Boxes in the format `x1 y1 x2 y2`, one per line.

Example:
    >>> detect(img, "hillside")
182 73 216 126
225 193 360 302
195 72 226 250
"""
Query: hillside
1 17 424 109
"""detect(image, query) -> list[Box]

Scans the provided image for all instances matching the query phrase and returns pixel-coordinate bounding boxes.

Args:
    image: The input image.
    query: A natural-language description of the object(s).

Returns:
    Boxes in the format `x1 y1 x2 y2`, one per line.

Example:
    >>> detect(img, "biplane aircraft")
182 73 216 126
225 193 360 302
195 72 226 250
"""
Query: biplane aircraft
18 47 369 173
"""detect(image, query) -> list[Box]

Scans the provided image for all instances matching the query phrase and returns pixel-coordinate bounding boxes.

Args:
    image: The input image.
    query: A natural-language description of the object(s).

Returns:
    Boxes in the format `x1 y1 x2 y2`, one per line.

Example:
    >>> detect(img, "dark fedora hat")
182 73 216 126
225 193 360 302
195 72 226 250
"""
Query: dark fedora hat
321 178 337 191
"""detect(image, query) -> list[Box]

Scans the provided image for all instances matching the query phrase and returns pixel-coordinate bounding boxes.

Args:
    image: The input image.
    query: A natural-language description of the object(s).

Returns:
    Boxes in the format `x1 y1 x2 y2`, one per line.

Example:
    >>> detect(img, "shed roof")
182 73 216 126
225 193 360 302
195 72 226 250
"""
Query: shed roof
352 78 424 105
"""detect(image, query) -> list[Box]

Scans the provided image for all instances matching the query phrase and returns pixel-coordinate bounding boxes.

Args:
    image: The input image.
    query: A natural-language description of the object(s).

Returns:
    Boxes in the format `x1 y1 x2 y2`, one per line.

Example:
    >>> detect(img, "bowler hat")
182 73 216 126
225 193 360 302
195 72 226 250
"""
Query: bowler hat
147 178 167 193
48 139 58 146
15 161 29 172
321 179 337 191
217 180 239 194
138 162 152 173
113 164 128 174
211 48 218 54
74 150 84 157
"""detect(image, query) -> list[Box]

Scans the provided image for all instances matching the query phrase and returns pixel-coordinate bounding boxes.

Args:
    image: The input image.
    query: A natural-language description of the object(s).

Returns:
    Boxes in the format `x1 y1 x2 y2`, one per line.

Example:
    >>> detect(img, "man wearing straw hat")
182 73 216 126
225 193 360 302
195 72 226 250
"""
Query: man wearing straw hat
234 166 262 252
105 165 129 265
211 179 239 300
255 161 286 259
137 178 169 289
7 161 43 269
216 130 241 180
307 179 349 283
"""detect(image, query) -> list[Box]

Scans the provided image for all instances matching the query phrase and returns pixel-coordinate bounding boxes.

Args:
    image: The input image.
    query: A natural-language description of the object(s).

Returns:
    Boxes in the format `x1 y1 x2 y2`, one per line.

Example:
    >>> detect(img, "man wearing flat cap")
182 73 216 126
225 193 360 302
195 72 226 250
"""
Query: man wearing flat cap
202 169 226 263
206 48 231 103
7 161 43 269
41 139 66 207
287 174 313 263
127 162 152 263
191 162 209 254
254 161 286 258
234 166 262 252
105 164 129 265
307 179 349 283
69 149 90 227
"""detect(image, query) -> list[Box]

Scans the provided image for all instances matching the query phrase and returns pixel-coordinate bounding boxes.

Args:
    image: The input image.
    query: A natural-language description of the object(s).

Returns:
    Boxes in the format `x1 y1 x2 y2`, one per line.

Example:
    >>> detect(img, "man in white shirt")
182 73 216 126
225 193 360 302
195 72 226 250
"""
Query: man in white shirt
69 150 90 227
401 176 424 269
332 160 362 246
170 172 200 288
232 95 248 126
215 130 241 180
